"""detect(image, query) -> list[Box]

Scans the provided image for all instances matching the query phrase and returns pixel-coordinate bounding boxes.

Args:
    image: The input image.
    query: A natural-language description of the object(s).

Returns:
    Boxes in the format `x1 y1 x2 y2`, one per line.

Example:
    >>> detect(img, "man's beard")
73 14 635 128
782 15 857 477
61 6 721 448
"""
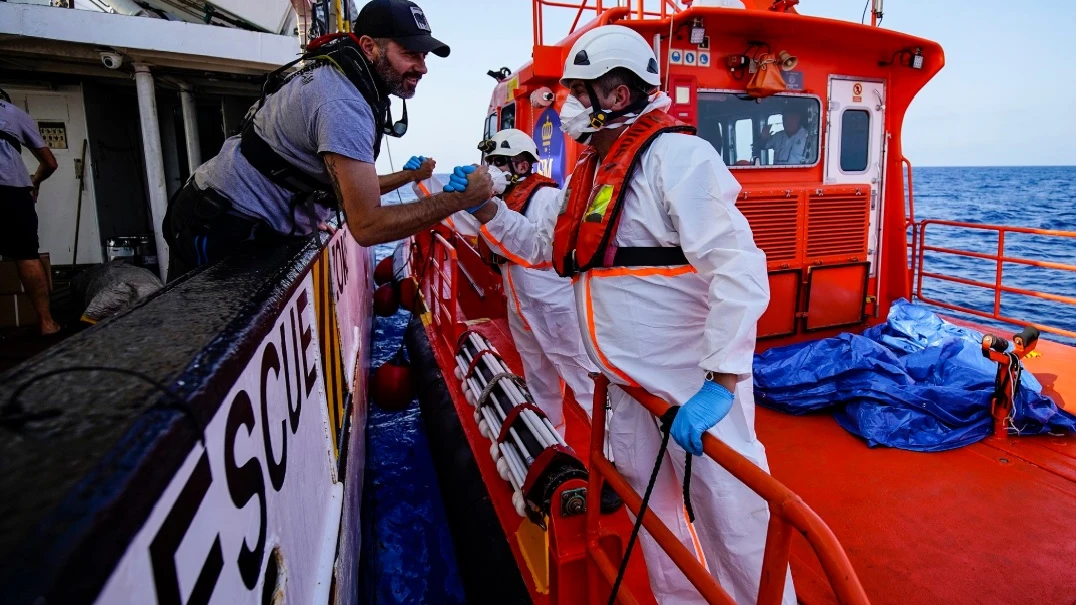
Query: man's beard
372 52 420 99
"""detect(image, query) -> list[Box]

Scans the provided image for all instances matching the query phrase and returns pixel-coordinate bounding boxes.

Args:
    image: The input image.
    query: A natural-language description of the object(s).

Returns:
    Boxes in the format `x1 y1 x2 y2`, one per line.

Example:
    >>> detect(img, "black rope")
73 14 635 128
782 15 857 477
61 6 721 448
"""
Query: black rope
607 406 694 605
683 453 696 523
2 366 206 444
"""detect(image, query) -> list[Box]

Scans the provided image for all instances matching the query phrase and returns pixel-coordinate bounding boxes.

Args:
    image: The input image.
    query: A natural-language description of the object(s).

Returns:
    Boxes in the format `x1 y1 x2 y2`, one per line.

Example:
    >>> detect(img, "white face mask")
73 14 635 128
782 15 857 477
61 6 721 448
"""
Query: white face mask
559 91 671 143
558 95 598 143
486 164 509 196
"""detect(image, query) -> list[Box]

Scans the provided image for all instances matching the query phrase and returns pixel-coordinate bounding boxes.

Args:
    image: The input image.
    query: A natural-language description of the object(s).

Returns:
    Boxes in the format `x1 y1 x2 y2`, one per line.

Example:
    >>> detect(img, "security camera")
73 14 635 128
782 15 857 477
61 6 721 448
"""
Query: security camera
530 86 555 108
99 51 124 70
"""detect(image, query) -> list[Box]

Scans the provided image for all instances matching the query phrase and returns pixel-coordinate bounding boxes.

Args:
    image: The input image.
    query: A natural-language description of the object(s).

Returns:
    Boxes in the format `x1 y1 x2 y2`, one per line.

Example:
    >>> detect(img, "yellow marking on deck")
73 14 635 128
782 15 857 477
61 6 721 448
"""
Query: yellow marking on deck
516 516 550 594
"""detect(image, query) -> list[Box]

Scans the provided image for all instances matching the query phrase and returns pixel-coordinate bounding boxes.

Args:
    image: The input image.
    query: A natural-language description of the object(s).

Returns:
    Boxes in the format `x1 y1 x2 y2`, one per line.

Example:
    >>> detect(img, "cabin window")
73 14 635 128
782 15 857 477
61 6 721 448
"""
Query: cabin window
483 112 498 140
499 103 516 130
839 109 871 173
696 93 820 168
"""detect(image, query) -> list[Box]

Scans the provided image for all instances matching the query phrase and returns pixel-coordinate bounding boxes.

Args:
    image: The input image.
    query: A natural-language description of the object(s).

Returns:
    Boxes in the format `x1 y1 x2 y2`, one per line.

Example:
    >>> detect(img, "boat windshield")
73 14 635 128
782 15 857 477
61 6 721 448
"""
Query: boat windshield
696 92 821 168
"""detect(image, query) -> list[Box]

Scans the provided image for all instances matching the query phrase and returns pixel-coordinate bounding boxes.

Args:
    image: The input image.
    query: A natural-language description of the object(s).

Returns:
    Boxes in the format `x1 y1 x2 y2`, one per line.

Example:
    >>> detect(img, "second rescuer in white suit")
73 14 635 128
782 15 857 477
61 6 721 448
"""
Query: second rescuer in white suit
473 129 599 431
471 25 795 605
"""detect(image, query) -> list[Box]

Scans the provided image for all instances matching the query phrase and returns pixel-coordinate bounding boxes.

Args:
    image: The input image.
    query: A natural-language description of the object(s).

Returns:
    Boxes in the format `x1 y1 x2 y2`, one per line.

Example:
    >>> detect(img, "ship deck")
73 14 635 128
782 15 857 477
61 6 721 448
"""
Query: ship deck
426 304 1076 604
762 330 1076 605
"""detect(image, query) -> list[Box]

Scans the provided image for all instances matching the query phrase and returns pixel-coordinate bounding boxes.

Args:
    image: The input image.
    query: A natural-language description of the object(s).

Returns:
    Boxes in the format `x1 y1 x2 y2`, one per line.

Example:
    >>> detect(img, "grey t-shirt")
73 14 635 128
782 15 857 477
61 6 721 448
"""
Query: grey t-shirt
0 100 47 188
194 66 376 235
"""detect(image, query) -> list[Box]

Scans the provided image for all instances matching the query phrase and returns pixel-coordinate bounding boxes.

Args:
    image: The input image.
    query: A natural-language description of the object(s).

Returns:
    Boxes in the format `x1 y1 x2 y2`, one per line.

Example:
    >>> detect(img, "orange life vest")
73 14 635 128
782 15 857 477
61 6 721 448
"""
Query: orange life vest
478 173 558 267
552 111 695 277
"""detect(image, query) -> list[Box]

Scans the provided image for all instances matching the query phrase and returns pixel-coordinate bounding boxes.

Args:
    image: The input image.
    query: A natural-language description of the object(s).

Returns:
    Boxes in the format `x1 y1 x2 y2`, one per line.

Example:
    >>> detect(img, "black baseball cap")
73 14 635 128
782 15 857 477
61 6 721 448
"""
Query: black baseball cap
354 0 450 58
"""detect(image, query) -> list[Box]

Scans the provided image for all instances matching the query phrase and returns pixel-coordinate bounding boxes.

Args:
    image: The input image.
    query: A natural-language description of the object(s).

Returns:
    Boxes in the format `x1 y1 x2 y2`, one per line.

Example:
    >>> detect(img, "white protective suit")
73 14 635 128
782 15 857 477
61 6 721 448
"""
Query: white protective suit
445 181 599 432
479 101 795 604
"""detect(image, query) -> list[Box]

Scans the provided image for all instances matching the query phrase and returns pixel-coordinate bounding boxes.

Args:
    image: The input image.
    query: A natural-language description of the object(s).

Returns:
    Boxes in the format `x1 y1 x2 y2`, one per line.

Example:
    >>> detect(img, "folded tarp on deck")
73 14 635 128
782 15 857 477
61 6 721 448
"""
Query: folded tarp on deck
754 299 1076 451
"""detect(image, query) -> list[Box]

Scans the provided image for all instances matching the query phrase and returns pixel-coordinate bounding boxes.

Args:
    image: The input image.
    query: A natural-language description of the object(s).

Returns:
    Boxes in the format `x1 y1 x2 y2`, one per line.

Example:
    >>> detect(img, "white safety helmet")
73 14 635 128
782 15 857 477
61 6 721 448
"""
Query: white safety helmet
479 128 540 163
560 25 661 88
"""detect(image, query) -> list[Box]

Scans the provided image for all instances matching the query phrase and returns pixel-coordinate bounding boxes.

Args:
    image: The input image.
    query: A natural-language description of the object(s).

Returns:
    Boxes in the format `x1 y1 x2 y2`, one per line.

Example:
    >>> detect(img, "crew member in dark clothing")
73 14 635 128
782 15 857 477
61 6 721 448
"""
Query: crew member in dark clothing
0 87 60 335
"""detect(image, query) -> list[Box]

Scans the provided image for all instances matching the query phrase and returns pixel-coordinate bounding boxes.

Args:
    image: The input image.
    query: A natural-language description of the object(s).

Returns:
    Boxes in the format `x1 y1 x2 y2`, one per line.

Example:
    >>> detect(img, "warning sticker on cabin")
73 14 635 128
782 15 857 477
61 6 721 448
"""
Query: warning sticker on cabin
698 51 711 67
684 51 697 66
669 49 683 65
852 82 864 103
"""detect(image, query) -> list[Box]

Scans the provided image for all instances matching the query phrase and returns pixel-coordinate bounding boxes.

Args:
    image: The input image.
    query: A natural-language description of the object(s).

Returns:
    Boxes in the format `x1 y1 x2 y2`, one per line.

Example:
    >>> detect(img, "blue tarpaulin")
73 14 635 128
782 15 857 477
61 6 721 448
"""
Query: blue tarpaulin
753 299 1076 452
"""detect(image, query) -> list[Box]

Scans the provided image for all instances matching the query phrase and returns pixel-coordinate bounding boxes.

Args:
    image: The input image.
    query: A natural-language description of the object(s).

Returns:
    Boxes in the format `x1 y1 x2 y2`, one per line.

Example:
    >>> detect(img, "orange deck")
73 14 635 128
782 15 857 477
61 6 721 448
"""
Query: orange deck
759 392 1076 605
762 321 1076 604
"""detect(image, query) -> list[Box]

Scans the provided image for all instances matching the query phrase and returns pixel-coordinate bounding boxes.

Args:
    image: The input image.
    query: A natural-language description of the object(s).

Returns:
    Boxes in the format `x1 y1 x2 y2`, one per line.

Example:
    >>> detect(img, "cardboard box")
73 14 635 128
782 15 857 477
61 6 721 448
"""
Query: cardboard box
0 293 39 327
0 253 52 295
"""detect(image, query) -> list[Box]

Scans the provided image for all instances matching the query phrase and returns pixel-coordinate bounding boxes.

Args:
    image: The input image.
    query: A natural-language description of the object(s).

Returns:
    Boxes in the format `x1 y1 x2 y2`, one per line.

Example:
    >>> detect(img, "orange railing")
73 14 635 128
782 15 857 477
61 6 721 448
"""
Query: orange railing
532 0 682 46
585 375 870 605
903 157 917 295
915 220 1076 340
422 232 464 349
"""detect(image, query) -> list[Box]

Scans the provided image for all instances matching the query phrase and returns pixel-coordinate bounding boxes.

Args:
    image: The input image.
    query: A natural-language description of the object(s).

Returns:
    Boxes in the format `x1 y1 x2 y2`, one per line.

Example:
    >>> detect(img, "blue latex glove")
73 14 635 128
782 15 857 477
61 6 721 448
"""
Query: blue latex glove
403 155 425 171
466 199 491 214
442 165 476 193
670 380 734 456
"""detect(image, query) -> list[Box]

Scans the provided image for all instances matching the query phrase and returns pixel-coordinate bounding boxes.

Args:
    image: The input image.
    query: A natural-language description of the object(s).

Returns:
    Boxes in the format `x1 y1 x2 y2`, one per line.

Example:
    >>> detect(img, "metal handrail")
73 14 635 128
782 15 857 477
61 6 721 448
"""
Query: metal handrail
903 157 917 296
585 375 870 605
425 232 462 349
532 0 681 45
915 219 1076 339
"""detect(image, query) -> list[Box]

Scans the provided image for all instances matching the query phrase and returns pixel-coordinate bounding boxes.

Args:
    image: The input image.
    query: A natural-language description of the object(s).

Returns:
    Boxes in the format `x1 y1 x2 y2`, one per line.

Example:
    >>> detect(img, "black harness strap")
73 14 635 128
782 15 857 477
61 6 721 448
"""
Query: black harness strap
0 130 23 154
240 123 326 195
611 246 688 267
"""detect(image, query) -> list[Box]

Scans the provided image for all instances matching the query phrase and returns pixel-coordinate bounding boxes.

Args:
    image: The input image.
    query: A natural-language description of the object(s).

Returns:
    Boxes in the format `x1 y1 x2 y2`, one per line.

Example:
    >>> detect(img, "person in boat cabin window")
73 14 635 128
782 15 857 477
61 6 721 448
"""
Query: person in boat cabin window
0 87 61 336
696 93 818 167
758 103 810 164
470 25 794 605
162 0 493 281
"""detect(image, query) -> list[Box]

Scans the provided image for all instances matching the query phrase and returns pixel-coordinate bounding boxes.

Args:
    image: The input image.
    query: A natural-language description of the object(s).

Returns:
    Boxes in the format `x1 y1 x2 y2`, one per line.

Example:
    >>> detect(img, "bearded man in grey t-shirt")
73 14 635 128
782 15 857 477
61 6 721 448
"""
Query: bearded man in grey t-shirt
164 0 492 280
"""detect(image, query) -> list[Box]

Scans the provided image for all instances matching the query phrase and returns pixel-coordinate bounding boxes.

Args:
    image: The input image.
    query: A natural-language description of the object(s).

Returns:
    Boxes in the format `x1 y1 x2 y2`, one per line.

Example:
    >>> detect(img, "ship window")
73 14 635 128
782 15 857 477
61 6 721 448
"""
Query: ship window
840 109 871 173
484 112 498 140
696 93 820 168
499 103 516 130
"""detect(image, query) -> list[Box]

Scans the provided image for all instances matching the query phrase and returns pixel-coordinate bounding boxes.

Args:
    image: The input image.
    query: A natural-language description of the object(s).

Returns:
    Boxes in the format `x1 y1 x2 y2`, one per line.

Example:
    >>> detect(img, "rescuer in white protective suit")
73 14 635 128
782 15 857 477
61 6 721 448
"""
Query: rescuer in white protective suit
471 129 600 431
471 25 795 605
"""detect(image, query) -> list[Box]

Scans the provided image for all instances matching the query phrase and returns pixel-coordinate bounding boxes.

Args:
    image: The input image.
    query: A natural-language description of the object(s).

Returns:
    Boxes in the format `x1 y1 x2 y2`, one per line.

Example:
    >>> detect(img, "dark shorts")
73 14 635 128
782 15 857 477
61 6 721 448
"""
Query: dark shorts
0 185 40 260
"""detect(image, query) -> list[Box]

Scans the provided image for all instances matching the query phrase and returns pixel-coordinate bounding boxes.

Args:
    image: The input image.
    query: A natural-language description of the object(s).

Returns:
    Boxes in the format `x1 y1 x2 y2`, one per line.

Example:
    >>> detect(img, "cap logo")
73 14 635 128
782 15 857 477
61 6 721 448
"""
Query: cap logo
411 7 431 32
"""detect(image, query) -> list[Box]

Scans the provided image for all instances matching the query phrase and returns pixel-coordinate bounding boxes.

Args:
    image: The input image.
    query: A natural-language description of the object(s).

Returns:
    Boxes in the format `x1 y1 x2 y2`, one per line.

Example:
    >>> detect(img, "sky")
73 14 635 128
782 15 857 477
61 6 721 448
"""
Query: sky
375 0 1076 172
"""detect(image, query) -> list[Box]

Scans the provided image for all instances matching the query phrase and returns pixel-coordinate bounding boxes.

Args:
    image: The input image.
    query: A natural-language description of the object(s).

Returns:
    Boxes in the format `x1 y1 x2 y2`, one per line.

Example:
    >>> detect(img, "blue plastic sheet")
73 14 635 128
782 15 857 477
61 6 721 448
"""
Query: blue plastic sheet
754 300 1076 451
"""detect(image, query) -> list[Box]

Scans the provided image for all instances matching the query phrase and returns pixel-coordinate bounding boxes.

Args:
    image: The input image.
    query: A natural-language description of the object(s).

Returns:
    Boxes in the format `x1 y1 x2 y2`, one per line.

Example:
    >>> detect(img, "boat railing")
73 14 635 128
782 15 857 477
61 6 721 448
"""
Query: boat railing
914 219 1076 340
586 375 870 605
532 0 681 45
423 232 464 350
904 156 918 295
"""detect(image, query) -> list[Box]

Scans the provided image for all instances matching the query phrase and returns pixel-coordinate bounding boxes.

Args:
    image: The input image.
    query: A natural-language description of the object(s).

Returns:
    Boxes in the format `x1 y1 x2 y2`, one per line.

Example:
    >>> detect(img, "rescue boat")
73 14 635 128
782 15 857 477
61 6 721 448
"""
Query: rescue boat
1 2 1073 604
395 1 1076 604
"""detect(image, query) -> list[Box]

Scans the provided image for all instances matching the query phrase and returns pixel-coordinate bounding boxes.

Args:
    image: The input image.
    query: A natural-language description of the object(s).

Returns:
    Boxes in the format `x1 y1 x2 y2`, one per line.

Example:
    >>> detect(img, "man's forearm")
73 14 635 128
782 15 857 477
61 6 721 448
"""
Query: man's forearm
32 163 56 187
378 170 415 195
347 192 466 246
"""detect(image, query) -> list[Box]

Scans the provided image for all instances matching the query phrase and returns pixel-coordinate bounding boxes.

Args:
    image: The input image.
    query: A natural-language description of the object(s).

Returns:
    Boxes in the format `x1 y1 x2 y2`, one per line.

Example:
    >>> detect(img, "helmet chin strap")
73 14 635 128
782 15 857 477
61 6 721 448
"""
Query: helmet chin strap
584 81 650 130
505 162 525 185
